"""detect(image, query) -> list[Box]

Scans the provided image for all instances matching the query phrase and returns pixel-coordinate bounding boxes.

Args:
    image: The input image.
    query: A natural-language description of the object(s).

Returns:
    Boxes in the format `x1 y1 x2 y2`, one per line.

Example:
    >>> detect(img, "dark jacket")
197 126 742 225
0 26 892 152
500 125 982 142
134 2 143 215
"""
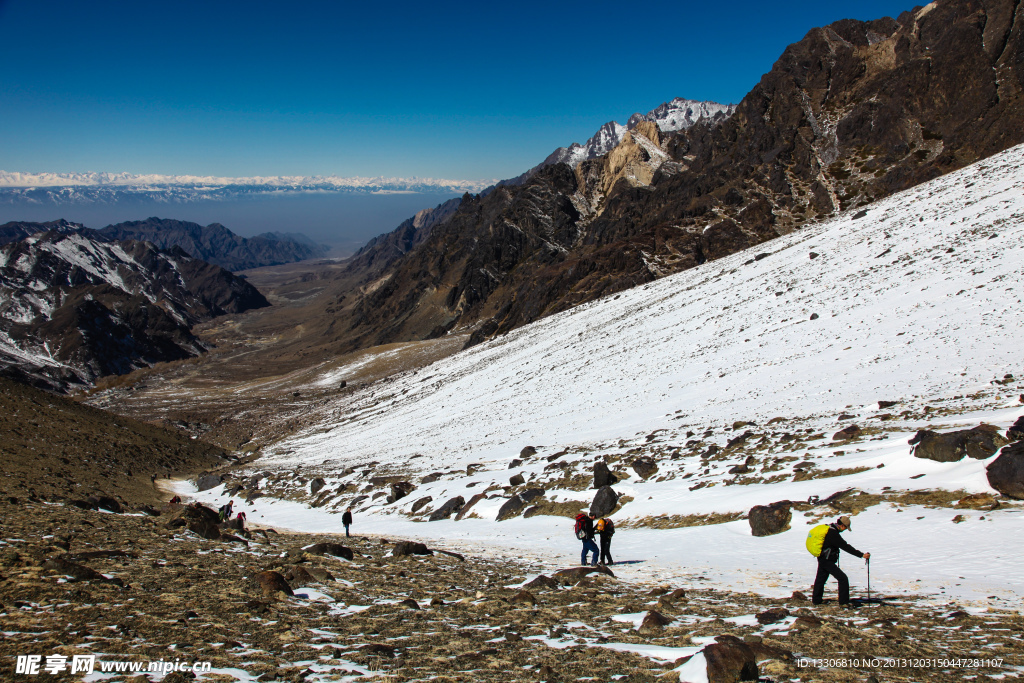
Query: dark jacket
581 516 595 541
819 524 863 563
342 511 353 526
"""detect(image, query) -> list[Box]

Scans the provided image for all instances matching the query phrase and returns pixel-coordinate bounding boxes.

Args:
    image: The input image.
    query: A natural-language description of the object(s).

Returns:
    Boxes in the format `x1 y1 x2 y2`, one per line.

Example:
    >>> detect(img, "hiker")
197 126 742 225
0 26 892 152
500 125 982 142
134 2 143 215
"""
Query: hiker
236 511 247 530
218 500 234 522
807 515 870 605
169 495 181 505
575 512 599 566
596 516 615 565
342 507 353 537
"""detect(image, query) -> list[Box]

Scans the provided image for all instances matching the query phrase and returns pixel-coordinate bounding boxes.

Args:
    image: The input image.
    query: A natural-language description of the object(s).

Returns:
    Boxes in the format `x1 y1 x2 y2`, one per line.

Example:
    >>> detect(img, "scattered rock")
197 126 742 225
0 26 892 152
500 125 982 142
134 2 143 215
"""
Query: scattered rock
455 492 487 521
428 496 465 521
590 485 619 517
509 473 525 486
524 575 559 590
833 424 861 440
790 590 808 601
910 424 1008 462
631 458 658 479
728 464 751 474
701 639 759 683
955 493 998 509
410 496 433 514
987 441 1024 499
361 643 396 657
305 543 354 560
393 541 432 557
497 488 545 521
537 664 558 682
466 463 482 475
553 565 615 585
387 481 415 504
508 459 523 469
255 570 293 598
1006 416 1024 442
520 446 537 458
748 500 792 537
397 598 420 609
756 607 790 624
510 589 537 606
791 614 823 630
43 558 124 586
952 514 967 523
639 610 672 630
727 430 755 448
420 472 443 484
284 565 317 588
878 400 898 409
309 477 326 495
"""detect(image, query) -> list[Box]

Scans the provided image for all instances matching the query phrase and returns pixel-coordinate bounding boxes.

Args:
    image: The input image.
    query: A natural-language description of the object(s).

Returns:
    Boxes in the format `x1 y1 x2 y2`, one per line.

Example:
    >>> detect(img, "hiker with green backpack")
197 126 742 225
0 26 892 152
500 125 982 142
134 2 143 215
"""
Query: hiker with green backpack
806 515 870 606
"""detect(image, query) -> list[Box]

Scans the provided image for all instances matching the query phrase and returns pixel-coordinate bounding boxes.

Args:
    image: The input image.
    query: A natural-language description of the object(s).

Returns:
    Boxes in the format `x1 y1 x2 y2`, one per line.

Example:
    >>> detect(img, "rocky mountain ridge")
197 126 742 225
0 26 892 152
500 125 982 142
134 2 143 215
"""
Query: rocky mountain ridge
0 228 269 390
322 0 1024 352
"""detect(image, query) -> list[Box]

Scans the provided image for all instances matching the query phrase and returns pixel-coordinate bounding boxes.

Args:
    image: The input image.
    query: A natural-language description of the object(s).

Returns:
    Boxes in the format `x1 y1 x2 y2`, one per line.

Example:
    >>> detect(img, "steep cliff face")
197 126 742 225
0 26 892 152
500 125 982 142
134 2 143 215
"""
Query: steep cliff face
331 0 1024 351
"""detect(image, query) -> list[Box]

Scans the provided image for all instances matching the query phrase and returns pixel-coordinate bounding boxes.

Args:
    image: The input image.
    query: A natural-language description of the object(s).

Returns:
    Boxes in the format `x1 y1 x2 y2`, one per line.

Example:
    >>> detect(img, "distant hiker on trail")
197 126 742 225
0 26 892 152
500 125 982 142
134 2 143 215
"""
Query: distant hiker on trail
342 507 353 537
596 516 615 565
236 511 247 530
218 500 234 522
169 495 181 505
575 512 599 566
806 515 870 606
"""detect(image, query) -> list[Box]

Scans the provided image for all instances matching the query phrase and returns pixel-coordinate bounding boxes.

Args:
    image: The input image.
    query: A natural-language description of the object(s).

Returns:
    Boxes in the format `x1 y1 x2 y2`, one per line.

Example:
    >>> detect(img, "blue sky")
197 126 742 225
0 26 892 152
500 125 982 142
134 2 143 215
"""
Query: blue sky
0 0 915 181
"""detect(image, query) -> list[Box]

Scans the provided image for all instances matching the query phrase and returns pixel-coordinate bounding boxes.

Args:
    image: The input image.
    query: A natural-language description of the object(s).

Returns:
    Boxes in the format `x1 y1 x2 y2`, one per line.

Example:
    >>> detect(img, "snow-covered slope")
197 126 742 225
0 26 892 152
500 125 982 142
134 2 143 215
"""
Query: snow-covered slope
542 98 735 169
186 143 1024 604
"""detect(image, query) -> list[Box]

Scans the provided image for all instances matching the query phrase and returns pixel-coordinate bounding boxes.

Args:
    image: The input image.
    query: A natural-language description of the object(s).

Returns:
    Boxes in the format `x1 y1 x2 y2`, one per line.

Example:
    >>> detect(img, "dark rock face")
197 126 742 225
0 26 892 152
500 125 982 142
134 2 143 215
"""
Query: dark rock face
387 481 415 504
748 501 792 537
987 441 1024 499
590 486 620 518
98 217 329 271
593 461 618 488
428 496 465 521
310 477 326 495
631 458 659 479
0 229 268 389
910 424 1009 462
496 489 544 521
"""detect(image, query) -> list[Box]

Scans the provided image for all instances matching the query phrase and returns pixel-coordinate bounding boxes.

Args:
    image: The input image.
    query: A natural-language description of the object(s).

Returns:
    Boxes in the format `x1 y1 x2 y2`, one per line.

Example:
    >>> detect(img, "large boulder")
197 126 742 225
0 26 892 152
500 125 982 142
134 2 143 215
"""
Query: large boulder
165 503 222 540
496 488 544 521
305 542 354 560
832 424 861 441
987 441 1024 499
590 486 619 517
255 570 293 598
195 473 223 492
748 501 792 537
409 496 433 514
393 541 432 557
910 424 1008 462
428 496 464 521
310 477 326 495
593 461 618 488
701 639 759 683
387 481 415 504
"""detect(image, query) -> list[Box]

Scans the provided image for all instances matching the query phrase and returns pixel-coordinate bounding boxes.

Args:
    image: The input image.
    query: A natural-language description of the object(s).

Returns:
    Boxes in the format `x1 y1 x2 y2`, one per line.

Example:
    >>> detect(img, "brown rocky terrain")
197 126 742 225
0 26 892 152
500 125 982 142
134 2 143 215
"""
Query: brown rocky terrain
1 497 1021 682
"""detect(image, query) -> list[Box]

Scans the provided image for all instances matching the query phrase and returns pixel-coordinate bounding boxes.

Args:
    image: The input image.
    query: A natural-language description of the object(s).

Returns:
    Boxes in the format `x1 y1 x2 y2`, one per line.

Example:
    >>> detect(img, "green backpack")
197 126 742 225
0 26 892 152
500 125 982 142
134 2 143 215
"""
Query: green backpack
805 524 829 557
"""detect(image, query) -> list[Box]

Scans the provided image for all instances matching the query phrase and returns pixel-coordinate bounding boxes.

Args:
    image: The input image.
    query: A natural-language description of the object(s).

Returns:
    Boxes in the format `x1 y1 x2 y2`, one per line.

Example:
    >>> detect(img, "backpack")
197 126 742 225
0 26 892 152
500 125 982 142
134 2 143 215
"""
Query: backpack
596 518 614 535
574 513 588 540
805 524 829 557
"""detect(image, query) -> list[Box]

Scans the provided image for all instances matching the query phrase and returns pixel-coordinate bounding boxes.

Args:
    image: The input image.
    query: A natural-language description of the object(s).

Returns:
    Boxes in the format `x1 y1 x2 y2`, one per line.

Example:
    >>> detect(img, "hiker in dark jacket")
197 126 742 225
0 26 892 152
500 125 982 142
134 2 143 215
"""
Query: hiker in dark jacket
342 507 353 537
597 517 615 565
813 515 870 605
580 512 599 566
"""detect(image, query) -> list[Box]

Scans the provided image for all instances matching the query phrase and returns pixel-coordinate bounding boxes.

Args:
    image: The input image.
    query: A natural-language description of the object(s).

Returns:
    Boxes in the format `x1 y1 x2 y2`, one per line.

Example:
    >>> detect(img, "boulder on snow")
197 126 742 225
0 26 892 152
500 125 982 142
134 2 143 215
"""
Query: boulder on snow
748 501 792 537
955 493 999 509
631 458 659 479
520 446 537 458
639 610 672 631
305 542 354 560
195 473 223 492
255 570 292 598
496 488 545 521
428 496 465 521
910 424 1008 462
593 461 618 488
387 481 415 504
393 541 432 557
590 486 619 518
832 424 862 440
509 473 525 486
455 492 487 520
310 477 326 495
701 639 759 683
1006 416 1024 442
410 496 433 514
987 441 1024 499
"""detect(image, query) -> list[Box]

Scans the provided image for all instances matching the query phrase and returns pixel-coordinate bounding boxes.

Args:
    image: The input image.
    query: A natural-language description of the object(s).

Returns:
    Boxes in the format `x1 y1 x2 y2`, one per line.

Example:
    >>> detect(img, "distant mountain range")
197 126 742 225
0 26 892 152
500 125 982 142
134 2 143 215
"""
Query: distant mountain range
0 172 497 206
0 224 269 390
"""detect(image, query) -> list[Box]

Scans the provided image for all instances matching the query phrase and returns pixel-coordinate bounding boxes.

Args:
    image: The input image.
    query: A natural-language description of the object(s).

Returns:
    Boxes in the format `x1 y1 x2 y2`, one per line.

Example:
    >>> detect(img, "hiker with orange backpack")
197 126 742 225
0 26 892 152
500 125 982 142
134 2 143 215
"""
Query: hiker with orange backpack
806 515 870 605
596 516 615 565
574 512 599 566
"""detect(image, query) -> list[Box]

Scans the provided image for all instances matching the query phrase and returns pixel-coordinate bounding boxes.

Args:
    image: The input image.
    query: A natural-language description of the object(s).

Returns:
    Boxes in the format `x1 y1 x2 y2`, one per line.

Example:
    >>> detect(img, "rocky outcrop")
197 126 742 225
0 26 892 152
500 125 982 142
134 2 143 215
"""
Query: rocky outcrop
987 441 1024 499
631 457 659 479
748 501 792 537
910 424 1009 462
428 496 464 521
496 488 544 521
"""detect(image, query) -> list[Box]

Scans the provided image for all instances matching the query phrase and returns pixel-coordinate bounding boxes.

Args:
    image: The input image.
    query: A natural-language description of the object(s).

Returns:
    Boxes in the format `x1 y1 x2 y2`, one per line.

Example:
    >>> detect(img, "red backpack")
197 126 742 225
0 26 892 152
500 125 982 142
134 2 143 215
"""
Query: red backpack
574 513 588 540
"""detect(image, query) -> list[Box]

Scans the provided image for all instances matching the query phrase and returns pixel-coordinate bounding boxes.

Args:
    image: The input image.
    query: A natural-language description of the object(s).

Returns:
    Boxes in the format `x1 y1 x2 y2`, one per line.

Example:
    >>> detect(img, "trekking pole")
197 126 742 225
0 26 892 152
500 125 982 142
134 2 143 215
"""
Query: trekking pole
866 557 871 604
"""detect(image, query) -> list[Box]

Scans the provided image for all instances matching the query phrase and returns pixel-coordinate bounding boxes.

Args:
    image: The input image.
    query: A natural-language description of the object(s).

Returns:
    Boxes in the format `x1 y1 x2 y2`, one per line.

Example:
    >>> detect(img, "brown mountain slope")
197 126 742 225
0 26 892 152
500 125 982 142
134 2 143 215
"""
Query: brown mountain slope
0 377 227 506
322 0 1024 349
